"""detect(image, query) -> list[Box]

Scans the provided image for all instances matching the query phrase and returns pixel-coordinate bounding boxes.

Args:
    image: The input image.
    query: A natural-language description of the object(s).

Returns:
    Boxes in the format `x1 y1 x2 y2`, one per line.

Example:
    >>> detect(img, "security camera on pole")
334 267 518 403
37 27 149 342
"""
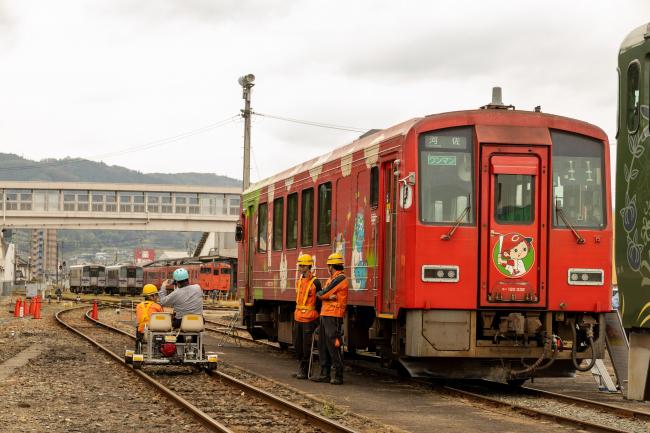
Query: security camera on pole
238 74 255 190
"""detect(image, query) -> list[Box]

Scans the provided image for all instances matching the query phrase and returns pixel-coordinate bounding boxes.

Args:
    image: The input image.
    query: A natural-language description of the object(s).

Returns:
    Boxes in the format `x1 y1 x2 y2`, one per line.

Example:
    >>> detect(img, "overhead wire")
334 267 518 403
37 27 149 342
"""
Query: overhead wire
253 111 369 133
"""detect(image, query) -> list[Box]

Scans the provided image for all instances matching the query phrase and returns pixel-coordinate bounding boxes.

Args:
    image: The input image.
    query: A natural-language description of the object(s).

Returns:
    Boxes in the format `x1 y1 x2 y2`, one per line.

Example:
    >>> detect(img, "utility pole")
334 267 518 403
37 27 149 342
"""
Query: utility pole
238 74 255 190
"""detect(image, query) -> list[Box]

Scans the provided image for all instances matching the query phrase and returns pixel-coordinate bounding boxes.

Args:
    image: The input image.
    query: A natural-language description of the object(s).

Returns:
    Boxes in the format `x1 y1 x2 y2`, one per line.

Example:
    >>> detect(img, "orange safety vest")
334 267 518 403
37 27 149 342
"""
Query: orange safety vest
318 271 349 318
136 301 164 333
294 274 319 323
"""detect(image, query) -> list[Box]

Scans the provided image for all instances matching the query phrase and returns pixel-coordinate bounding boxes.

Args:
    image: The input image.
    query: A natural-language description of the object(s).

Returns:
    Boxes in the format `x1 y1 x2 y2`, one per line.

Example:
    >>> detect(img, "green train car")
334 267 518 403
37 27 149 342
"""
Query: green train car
616 23 650 329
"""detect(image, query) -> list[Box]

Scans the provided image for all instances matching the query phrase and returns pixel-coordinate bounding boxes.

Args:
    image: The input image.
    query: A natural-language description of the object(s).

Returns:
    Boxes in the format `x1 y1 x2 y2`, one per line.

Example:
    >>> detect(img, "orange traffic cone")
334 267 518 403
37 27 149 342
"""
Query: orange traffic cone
33 297 41 320
91 300 98 320
24 299 31 317
13 299 21 317
29 296 37 316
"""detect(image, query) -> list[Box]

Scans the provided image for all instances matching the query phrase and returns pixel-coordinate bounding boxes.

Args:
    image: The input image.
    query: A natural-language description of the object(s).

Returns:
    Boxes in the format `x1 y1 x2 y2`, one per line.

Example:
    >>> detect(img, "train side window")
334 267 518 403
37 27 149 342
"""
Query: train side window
301 188 314 247
627 61 641 133
286 193 298 249
317 182 332 245
370 166 379 209
272 197 284 251
257 202 268 252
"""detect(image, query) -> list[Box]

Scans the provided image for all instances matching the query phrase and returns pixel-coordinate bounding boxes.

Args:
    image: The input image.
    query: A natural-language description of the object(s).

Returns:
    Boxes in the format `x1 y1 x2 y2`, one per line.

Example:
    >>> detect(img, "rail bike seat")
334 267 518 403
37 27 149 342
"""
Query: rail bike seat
148 312 173 332
180 314 204 332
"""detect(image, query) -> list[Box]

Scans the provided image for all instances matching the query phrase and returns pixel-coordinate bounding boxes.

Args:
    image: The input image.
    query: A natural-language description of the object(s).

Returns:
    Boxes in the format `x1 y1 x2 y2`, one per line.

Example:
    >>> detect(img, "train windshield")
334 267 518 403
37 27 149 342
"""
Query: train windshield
551 130 605 228
418 126 474 224
89 267 99 277
127 268 137 278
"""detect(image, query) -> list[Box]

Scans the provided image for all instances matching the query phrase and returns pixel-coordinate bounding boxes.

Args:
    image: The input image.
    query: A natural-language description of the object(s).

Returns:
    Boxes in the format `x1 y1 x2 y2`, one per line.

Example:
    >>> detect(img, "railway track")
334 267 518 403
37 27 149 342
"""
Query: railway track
441 380 650 433
63 301 650 432
55 306 359 433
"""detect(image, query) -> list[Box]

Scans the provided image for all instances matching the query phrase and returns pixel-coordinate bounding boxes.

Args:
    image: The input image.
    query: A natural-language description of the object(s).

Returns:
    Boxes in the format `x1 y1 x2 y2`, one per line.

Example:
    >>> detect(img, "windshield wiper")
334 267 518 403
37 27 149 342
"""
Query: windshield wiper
441 196 471 241
555 201 585 244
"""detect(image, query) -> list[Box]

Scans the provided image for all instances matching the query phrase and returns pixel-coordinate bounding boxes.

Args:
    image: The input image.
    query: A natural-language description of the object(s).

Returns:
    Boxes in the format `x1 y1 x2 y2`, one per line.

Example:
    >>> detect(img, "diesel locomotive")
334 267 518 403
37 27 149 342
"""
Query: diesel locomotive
237 89 612 382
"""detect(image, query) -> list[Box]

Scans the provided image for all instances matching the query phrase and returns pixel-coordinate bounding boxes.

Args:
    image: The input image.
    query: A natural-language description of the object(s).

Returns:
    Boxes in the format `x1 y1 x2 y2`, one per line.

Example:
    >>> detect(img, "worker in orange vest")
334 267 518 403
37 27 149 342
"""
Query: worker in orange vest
293 254 321 379
135 284 164 352
313 252 349 385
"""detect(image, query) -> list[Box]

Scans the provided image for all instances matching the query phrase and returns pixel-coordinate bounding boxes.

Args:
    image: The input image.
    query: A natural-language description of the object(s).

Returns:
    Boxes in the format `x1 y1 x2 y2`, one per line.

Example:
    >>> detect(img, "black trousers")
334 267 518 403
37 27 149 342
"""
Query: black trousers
293 320 318 364
318 316 343 371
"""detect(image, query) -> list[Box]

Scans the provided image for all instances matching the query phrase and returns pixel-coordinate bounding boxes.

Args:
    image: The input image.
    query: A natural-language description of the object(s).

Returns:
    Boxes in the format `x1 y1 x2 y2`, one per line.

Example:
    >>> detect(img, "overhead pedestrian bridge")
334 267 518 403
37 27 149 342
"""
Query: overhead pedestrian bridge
0 181 241 232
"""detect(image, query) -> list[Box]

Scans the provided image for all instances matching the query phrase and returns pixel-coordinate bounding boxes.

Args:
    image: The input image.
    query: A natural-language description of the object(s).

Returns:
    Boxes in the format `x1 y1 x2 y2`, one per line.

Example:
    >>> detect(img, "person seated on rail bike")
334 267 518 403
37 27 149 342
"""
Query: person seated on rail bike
135 284 164 352
158 268 204 329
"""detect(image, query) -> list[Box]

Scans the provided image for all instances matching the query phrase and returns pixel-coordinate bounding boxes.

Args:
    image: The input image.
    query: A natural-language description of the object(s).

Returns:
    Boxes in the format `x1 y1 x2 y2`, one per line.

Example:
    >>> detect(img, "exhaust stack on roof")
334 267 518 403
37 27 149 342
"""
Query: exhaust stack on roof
480 86 514 110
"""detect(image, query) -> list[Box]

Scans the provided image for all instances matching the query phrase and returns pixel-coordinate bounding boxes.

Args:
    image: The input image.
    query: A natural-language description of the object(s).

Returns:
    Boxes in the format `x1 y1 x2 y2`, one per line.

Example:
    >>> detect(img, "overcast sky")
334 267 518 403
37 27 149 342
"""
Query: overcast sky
0 1 647 184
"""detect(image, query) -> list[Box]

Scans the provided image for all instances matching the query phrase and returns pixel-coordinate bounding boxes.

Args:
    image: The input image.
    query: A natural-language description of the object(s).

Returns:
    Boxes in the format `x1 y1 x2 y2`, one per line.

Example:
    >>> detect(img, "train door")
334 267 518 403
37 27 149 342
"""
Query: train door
480 147 548 307
379 158 398 315
246 205 255 304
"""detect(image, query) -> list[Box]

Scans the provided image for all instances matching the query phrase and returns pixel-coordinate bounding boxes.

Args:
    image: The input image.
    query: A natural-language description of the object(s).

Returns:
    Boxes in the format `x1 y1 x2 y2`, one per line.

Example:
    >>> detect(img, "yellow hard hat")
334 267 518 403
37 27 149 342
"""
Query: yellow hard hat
297 254 314 266
326 252 344 265
142 284 158 296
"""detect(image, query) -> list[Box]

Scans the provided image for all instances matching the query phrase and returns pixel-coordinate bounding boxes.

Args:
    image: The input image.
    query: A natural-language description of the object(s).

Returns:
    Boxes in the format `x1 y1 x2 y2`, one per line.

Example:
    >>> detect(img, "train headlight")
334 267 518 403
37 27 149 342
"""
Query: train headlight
567 268 604 286
422 265 459 282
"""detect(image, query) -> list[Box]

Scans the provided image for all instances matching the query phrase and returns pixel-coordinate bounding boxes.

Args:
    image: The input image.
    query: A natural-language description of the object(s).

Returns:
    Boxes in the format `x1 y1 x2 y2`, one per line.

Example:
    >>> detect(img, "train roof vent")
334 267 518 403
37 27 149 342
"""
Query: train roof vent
480 87 515 110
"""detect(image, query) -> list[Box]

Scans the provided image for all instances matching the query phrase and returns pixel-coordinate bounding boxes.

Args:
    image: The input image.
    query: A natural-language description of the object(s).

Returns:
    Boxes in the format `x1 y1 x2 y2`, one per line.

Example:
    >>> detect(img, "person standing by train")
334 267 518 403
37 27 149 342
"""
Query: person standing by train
159 267 203 329
135 284 164 352
313 252 349 385
293 254 321 379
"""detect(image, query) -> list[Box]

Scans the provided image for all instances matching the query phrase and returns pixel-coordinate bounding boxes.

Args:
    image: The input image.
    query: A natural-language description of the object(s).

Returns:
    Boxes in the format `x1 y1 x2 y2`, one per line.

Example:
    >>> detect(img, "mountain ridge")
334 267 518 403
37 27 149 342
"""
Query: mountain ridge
0 153 241 187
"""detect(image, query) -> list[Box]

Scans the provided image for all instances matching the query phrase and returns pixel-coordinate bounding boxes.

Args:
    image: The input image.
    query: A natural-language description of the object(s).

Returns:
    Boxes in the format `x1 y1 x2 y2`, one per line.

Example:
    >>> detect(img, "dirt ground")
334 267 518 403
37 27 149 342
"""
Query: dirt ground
0 297 211 433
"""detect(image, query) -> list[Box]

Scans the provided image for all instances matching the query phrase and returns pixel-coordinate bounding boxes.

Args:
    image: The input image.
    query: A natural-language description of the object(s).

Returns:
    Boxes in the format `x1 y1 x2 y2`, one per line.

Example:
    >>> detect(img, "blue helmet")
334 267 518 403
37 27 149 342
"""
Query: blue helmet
173 268 189 282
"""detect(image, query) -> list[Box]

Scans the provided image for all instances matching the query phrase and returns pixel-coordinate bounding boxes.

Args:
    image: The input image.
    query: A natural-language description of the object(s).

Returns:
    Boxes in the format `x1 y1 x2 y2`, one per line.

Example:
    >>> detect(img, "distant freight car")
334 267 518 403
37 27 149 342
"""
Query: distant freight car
237 89 612 383
69 264 106 294
106 264 144 296
615 22 650 330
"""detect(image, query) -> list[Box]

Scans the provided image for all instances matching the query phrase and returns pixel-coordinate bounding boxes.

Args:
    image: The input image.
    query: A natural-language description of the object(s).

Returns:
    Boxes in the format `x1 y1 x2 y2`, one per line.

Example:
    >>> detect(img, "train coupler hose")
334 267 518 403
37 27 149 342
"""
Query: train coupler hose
509 333 559 377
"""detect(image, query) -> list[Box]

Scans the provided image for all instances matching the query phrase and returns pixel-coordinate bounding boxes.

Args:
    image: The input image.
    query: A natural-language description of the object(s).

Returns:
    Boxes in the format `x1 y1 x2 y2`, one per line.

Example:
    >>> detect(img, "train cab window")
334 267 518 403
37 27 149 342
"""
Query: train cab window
257 202 268 252
627 61 641 133
370 166 379 209
551 130 605 228
286 193 298 249
495 175 534 224
301 188 314 247
418 126 474 224
317 182 332 245
272 197 284 250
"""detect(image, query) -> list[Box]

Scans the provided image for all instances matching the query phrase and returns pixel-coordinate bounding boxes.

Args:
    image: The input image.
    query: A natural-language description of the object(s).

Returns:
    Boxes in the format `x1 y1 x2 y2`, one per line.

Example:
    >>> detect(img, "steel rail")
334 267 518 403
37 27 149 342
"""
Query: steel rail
442 385 630 433
522 385 650 422
55 306 234 433
468 380 650 423
84 308 359 433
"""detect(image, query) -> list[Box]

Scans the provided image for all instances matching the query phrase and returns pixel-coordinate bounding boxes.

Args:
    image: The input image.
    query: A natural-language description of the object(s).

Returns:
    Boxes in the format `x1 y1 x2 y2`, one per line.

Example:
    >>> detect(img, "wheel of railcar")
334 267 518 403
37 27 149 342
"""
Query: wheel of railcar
133 360 142 370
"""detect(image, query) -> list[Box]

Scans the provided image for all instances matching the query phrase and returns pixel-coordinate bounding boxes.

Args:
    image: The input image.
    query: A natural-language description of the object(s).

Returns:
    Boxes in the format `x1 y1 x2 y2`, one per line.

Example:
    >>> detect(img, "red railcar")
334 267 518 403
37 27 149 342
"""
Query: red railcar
144 259 232 294
237 90 612 382
199 262 232 292
143 261 200 288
